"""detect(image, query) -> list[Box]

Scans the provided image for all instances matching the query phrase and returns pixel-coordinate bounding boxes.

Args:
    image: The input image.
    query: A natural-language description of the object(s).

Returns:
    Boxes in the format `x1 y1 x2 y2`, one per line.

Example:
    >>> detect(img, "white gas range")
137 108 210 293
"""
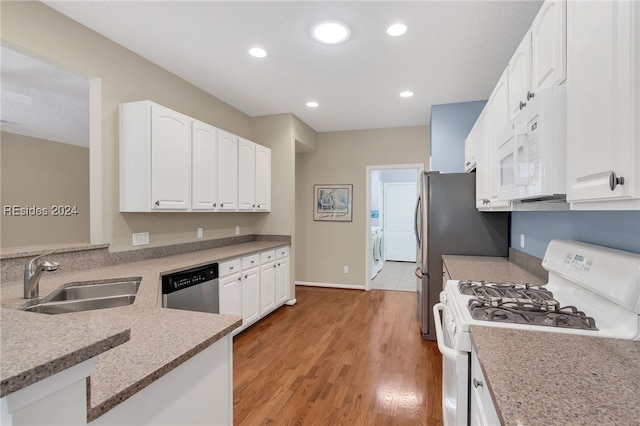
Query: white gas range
433 240 640 426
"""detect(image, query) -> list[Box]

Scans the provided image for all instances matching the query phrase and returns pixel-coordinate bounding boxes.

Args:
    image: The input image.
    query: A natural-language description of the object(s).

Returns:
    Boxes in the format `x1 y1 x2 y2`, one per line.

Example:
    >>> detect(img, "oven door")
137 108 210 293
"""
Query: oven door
433 302 469 426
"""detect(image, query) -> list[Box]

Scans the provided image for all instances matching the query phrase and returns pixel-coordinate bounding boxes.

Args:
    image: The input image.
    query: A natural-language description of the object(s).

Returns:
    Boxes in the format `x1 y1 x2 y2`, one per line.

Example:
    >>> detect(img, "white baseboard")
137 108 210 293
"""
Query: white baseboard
295 281 365 291
284 298 297 306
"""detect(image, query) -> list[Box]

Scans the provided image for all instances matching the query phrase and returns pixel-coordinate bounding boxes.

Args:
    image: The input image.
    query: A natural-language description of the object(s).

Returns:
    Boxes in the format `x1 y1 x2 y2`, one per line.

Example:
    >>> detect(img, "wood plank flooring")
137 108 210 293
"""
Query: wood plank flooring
233 286 443 425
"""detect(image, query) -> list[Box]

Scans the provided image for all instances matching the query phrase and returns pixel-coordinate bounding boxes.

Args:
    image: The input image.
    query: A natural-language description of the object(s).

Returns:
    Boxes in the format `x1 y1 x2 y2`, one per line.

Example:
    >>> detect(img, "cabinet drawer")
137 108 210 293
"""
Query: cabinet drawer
261 250 276 264
275 246 289 259
242 254 260 269
219 259 241 277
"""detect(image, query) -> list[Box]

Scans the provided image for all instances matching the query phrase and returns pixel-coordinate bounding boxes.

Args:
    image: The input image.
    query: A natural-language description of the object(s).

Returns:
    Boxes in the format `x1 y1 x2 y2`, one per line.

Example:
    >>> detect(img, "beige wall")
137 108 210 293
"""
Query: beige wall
1 132 90 248
296 126 429 287
1 1 292 252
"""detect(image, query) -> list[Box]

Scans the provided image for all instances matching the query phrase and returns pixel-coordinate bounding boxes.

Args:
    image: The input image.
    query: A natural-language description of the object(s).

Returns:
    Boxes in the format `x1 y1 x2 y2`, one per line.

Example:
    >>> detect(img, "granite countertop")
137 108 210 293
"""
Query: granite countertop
0 240 288 421
471 325 640 426
442 254 546 284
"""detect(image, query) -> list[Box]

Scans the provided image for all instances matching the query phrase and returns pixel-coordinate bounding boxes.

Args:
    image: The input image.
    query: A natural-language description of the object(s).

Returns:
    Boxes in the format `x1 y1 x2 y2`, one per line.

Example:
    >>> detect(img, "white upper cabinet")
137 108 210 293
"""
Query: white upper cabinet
486 68 512 211
473 109 490 209
255 144 271 211
120 101 191 212
217 130 239 211
531 0 567 93
508 32 532 121
465 126 477 173
509 0 566 121
566 0 640 209
191 120 219 211
238 138 257 211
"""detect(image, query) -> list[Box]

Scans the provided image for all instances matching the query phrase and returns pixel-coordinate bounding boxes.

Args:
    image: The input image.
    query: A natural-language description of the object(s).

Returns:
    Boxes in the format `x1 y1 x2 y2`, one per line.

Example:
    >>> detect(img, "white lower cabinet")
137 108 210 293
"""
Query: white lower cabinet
275 247 290 305
241 255 260 329
219 246 290 335
470 349 500 426
260 250 277 315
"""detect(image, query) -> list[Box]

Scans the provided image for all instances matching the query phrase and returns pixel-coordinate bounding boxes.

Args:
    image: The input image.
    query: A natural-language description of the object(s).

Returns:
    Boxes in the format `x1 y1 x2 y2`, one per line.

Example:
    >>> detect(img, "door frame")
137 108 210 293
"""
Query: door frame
365 163 424 291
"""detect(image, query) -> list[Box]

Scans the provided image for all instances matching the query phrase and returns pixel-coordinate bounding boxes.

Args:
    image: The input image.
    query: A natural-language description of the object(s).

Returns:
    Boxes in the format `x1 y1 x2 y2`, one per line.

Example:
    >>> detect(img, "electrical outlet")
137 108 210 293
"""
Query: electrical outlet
132 232 149 246
520 234 525 248
197 228 203 239
343 266 349 274
235 226 240 235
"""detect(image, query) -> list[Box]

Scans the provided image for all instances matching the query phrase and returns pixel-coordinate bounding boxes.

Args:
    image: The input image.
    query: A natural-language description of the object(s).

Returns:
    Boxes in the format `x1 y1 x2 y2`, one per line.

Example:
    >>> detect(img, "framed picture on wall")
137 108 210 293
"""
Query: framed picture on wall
313 184 353 222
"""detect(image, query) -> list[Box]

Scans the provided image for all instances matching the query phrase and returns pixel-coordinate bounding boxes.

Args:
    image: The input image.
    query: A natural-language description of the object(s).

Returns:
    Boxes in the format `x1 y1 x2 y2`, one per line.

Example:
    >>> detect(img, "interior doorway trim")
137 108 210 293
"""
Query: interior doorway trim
365 163 424 291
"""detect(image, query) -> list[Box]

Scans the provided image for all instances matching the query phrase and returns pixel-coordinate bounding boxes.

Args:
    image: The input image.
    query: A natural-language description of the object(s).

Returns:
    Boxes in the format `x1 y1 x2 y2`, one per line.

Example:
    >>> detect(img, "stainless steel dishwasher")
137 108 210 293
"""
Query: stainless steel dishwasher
161 263 219 314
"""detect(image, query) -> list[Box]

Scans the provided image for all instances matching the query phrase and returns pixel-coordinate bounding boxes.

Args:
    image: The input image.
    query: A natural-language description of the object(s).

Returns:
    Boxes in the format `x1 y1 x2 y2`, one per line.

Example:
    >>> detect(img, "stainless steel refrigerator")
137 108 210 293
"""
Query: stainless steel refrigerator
414 172 509 341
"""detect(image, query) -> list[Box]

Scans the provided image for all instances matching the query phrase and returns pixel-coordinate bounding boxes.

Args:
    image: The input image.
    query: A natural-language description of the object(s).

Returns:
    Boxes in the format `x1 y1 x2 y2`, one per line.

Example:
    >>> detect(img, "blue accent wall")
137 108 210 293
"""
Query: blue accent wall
511 211 640 259
430 100 486 173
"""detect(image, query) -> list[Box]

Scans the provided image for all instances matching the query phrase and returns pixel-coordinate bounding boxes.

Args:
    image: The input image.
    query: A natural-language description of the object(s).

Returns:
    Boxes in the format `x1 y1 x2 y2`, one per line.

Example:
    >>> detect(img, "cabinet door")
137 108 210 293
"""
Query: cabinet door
242 266 260 326
474 109 490 209
219 273 242 317
531 0 566 93
217 130 238 210
566 0 639 207
465 124 477 173
150 104 191 210
487 69 512 210
470 349 501 426
260 262 276 315
275 257 289 306
191 120 218 210
238 138 256 211
255 145 271 211
508 32 531 121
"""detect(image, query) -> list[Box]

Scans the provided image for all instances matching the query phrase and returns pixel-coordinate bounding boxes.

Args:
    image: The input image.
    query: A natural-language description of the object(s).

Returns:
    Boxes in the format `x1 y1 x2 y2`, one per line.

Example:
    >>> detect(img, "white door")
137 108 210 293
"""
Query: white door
150 104 191 210
191 120 218 210
383 182 417 262
238 138 256 211
217 130 238 210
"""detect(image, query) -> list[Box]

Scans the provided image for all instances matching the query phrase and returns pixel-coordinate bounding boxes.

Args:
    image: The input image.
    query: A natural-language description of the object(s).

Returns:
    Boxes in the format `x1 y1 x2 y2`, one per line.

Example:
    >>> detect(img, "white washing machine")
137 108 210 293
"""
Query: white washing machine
370 227 379 279
372 226 384 275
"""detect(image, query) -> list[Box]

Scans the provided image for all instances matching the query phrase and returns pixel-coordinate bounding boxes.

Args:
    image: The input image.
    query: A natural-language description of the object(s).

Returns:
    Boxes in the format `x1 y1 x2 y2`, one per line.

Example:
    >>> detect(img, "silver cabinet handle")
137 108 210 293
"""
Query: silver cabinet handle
213 203 217 207
229 266 234 270
220 203 224 207
519 101 527 110
155 200 160 206
609 171 625 191
465 161 471 166
526 91 535 101
473 378 483 388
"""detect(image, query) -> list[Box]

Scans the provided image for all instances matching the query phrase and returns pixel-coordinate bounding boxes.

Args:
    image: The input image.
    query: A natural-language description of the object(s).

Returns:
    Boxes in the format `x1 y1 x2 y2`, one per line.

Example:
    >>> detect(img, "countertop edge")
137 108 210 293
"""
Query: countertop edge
0 328 131 398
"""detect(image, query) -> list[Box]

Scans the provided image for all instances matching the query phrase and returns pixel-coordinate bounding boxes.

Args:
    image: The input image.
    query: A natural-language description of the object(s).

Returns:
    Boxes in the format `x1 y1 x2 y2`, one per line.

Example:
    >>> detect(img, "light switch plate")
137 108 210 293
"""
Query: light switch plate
520 234 525 248
132 232 149 246
235 226 240 235
197 228 203 239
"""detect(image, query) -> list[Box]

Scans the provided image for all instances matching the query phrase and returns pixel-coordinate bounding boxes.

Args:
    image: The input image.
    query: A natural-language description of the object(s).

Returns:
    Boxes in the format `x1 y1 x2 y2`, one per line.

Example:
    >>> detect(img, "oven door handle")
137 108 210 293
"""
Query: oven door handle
433 303 462 361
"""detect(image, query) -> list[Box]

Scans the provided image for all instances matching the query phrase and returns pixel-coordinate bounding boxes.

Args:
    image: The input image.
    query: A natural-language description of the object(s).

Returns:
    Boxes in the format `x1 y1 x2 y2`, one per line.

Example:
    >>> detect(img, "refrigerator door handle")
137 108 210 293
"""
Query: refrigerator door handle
415 268 423 279
414 195 421 246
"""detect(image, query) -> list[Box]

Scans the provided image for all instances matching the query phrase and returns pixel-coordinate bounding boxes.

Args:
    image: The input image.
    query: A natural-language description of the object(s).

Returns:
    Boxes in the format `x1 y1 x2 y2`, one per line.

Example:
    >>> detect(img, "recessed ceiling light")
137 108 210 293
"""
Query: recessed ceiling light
311 20 351 44
248 47 267 58
387 23 407 37
400 91 414 98
306 101 319 108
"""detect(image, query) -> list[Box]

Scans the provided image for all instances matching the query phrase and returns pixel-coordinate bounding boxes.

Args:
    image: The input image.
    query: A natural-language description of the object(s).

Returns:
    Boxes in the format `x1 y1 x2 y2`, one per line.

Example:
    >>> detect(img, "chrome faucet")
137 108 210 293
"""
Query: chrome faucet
24 251 59 299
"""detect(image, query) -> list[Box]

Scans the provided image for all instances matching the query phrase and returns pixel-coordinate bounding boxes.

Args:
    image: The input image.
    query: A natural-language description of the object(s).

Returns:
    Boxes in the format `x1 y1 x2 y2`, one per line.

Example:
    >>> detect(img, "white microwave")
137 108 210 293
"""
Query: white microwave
497 85 566 201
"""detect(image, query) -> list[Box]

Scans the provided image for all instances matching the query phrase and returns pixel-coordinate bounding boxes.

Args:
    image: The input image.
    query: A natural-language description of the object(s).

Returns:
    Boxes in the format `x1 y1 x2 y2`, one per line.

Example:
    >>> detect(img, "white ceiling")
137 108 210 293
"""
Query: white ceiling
37 0 542 135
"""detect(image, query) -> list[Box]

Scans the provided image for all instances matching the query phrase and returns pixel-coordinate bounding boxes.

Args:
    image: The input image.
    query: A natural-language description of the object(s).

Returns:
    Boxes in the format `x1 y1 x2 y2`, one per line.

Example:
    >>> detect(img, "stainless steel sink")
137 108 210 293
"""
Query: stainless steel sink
47 280 140 302
21 279 141 315
23 295 137 315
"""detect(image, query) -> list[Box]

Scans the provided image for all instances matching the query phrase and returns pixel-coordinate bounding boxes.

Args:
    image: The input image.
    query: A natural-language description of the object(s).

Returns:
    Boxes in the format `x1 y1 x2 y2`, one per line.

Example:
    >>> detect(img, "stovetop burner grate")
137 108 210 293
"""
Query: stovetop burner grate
459 280 598 330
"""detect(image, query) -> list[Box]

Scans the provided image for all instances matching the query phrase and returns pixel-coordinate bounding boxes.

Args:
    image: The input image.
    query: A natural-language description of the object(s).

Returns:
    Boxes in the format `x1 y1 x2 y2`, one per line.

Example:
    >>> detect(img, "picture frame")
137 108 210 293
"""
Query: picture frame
313 184 353 222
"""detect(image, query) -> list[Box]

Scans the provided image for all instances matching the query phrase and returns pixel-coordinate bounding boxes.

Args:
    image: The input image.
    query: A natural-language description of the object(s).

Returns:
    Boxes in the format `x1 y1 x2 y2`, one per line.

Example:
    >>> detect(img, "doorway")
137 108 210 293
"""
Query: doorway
365 164 423 291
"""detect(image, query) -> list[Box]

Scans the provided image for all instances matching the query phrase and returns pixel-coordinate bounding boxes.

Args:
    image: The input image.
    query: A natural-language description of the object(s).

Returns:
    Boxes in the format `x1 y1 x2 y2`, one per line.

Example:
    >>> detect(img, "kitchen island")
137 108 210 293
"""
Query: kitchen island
1 239 289 423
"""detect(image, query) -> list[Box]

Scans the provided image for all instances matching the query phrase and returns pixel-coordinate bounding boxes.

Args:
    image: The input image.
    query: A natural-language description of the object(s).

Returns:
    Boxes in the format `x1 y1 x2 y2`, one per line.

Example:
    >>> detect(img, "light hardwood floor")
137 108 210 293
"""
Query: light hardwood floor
233 286 443 425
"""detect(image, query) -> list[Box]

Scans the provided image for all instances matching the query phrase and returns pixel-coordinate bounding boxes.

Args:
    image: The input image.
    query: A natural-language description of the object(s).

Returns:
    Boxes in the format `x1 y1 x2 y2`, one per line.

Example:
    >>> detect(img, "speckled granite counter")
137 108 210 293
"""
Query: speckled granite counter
471 326 640 426
0 309 130 397
1 240 288 421
442 254 546 284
